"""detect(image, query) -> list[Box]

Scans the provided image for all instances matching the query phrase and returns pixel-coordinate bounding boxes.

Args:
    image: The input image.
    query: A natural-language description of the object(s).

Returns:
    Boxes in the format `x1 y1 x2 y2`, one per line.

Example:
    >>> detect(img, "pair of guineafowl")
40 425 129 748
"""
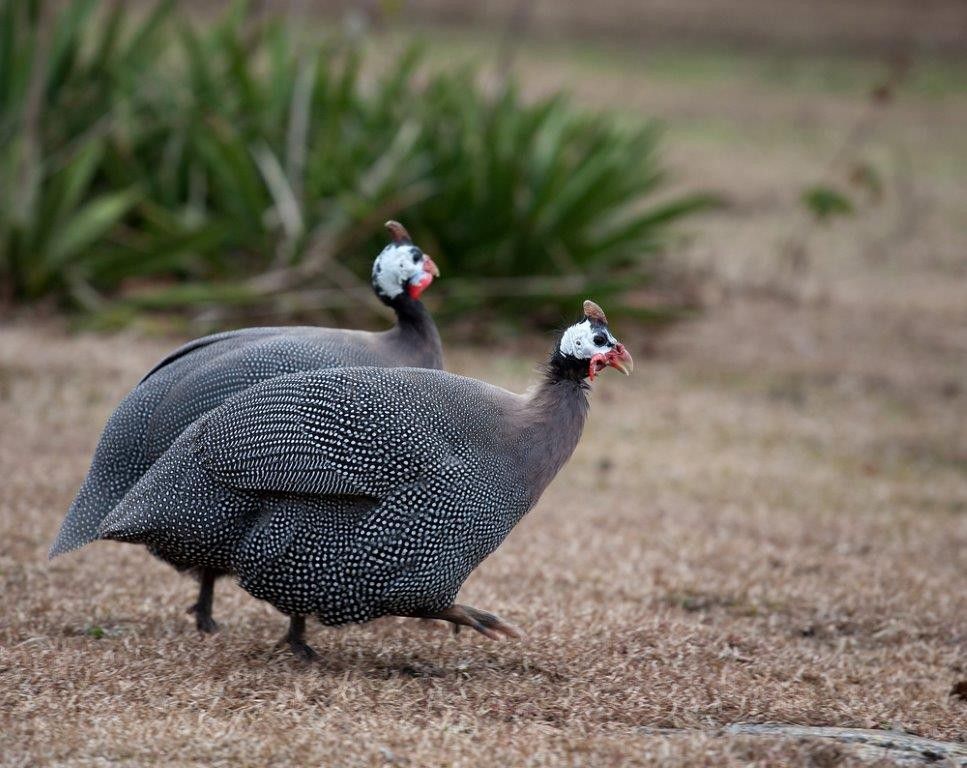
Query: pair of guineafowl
50 221 633 659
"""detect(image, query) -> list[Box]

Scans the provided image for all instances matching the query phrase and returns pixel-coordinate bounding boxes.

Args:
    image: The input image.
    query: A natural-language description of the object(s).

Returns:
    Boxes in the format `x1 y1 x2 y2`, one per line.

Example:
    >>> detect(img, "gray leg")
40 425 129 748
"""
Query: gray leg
186 568 219 634
419 604 523 641
283 615 318 661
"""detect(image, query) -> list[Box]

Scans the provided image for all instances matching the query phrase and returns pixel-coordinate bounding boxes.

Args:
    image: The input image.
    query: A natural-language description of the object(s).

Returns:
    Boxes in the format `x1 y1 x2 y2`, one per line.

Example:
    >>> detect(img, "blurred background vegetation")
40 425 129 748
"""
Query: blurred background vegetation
3 0 965 336
0 0 716 333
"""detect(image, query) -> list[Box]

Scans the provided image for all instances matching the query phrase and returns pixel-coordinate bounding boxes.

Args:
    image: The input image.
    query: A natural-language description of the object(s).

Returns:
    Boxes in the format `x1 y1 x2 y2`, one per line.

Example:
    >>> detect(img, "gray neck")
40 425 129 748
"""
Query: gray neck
514 376 590 503
382 299 444 369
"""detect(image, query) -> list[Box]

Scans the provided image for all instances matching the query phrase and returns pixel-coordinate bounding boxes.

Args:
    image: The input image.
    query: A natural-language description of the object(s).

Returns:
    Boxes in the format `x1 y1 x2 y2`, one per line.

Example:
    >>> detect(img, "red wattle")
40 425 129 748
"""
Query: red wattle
588 353 608 381
407 273 433 300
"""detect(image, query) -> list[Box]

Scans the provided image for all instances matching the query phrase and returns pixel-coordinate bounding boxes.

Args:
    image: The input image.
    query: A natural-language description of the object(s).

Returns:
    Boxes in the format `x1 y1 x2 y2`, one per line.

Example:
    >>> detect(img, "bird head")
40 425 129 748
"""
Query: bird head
552 300 634 382
371 221 440 305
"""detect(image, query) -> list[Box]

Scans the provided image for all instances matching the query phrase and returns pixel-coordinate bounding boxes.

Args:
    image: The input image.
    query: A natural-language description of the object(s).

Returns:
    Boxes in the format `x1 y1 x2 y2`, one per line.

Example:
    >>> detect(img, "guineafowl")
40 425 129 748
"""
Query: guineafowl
51 221 442 633
97 300 633 659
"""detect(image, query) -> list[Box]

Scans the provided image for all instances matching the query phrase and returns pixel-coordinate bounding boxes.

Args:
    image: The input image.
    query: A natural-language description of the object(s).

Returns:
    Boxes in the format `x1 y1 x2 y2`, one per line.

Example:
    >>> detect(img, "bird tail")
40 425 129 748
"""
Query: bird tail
49 386 160 559
96 434 193 545
50 445 150 559
49 483 111 558
97 426 255 574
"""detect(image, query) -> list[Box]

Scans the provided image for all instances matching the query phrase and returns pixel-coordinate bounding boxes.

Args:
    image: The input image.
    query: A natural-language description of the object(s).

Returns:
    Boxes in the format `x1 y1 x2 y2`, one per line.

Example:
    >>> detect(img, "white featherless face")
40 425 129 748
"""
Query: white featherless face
372 244 435 300
558 319 619 360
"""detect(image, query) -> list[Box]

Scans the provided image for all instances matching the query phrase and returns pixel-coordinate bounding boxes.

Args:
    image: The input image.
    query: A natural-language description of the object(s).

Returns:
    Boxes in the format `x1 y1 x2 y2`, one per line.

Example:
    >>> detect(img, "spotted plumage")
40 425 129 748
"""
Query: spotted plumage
50 222 442 631
97 300 633 657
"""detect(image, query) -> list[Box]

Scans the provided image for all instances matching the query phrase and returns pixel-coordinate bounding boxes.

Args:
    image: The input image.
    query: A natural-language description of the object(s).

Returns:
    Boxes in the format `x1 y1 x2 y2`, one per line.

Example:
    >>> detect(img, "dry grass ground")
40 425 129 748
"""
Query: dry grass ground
2 31 967 768
392 0 967 54
1 296 964 765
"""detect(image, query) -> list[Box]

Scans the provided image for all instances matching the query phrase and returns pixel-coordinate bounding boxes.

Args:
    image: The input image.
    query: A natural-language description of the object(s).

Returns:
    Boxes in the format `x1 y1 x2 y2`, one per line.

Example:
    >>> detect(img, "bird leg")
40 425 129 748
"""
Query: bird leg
186 568 219 634
281 615 318 661
421 604 523 641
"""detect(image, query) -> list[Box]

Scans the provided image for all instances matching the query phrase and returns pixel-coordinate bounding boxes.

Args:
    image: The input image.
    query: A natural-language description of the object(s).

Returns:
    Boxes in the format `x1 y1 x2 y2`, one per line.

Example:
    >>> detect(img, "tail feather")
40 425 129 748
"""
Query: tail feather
50 463 143 558
95 424 257 574
49 381 165 558
95 437 190 546
97 493 154 544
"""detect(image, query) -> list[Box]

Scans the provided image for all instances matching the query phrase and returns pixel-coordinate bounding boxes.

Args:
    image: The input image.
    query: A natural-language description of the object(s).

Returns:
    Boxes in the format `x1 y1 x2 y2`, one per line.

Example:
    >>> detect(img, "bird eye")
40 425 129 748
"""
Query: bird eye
411 249 422 263
593 334 607 346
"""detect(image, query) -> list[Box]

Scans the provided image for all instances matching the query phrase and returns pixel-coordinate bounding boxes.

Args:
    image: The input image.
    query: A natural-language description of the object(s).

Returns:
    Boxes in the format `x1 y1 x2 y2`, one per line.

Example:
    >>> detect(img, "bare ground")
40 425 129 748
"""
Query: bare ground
2 32 967 768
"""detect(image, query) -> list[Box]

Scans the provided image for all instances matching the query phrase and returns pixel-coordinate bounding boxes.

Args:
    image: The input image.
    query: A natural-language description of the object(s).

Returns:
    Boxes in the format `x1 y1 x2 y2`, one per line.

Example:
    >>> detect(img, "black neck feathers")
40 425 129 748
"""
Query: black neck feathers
388 293 431 334
381 293 443 370
544 349 591 386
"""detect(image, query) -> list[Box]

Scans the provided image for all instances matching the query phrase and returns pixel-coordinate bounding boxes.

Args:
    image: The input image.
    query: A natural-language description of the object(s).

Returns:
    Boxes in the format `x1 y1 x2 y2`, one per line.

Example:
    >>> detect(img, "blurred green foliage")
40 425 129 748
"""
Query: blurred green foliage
801 185 854 222
0 0 714 329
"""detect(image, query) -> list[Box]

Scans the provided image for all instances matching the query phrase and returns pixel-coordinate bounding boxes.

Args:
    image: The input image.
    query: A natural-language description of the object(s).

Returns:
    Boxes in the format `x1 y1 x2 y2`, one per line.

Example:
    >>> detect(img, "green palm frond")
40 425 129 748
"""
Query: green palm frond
0 2 713 326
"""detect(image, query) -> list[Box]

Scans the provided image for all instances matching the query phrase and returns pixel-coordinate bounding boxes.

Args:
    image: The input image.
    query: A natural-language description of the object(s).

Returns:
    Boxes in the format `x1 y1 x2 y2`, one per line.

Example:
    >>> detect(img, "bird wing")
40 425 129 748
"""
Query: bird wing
138 326 307 384
197 367 465 500
143 335 346 462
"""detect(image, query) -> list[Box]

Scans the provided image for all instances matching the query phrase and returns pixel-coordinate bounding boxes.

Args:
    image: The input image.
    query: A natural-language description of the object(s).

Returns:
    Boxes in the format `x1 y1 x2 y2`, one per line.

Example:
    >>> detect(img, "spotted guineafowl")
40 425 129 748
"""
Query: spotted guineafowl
51 221 442 633
97 300 632 659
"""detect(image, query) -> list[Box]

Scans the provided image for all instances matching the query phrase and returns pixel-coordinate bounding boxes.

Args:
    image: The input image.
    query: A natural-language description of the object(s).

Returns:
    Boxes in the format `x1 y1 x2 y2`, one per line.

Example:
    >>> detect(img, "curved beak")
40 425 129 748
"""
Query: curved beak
423 255 440 278
406 255 440 300
587 344 634 381
607 344 634 375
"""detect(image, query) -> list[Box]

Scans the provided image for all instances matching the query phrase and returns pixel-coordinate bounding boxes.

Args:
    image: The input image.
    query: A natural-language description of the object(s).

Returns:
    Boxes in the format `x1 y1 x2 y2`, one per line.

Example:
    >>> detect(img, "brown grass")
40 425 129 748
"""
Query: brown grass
1 286 964 765
338 0 967 54
2 27 967 768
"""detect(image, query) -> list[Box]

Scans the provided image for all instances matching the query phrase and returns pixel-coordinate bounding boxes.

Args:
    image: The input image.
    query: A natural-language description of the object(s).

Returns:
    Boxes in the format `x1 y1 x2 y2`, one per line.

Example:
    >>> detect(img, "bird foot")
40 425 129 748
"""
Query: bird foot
287 639 319 662
431 604 523 641
278 616 318 662
186 603 220 634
